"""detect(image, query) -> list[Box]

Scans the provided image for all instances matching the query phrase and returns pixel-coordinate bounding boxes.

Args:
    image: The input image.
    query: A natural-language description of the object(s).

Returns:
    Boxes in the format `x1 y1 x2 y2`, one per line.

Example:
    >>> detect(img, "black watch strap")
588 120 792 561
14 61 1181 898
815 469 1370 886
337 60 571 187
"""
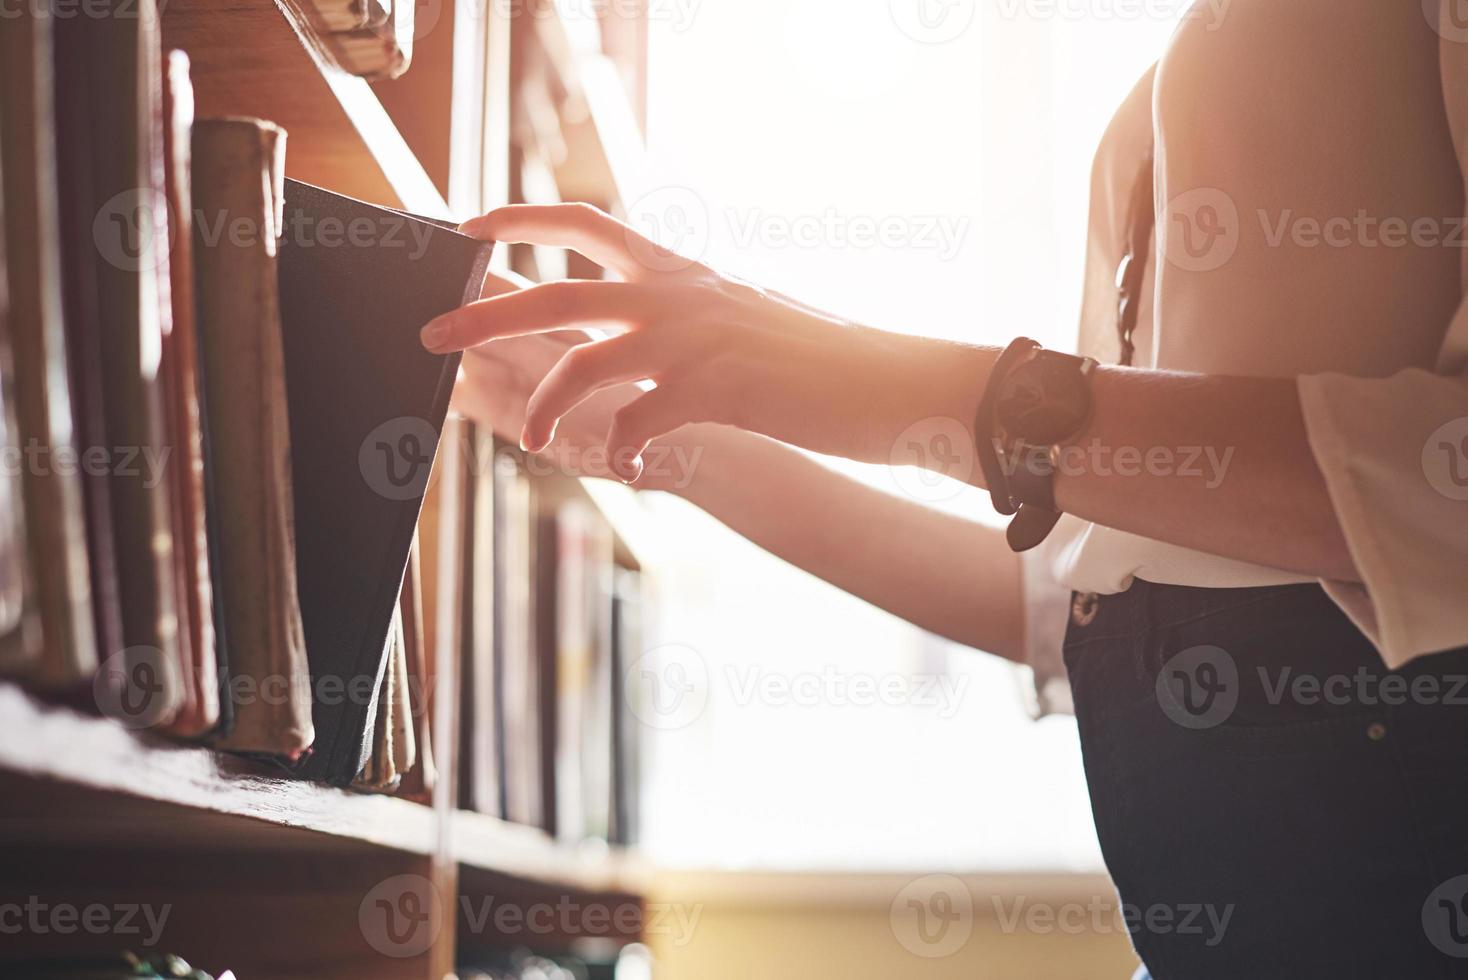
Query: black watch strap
1007 443 1058 512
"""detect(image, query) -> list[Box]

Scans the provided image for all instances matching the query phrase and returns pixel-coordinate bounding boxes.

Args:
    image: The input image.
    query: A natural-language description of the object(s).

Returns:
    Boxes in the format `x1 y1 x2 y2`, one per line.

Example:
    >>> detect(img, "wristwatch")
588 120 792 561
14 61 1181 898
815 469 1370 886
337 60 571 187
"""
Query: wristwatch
975 340 1098 552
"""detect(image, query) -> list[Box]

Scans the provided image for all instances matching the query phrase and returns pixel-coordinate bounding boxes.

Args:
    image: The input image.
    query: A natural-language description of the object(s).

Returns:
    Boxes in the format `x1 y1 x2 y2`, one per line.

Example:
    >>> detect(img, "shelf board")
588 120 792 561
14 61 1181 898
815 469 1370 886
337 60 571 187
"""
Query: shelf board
161 0 450 217
0 684 647 895
0 682 440 856
451 809 646 894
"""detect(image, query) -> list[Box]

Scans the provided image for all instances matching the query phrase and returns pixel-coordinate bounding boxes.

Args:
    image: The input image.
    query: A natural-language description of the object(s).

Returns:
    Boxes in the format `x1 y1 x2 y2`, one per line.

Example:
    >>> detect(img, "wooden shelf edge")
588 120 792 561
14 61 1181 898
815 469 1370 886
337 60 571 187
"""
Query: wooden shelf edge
451 808 647 894
0 682 439 856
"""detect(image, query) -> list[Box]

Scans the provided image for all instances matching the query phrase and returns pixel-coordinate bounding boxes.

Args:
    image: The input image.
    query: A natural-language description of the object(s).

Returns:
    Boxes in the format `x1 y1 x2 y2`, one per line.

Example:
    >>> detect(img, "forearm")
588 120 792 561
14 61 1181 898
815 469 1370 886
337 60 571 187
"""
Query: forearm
1053 367 1357 581
664 423 1027 662
915 348 1357 582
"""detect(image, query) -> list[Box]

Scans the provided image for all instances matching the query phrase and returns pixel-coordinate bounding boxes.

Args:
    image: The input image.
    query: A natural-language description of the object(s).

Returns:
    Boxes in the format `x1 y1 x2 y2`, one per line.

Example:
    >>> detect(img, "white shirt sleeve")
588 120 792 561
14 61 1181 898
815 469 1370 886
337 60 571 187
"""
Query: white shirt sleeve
1298 360 1468 668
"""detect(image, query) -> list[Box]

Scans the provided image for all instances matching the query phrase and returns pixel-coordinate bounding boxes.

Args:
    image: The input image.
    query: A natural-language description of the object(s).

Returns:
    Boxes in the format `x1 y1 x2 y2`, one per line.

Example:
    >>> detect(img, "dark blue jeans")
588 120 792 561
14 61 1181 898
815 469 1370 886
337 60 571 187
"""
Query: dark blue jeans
1064 580 1468 980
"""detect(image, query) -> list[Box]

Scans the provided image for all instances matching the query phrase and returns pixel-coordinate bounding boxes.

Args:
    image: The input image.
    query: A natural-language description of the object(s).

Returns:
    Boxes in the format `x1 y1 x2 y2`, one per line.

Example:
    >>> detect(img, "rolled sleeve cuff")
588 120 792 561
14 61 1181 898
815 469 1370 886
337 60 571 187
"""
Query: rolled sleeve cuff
1298 368 1468 668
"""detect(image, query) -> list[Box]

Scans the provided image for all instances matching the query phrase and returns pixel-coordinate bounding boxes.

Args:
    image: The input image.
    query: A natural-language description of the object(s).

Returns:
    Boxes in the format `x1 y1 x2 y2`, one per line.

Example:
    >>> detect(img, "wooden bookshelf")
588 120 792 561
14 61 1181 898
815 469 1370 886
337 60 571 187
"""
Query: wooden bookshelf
0 681 440 856
0 681 648 887
160 0 450 216
0 0 654 974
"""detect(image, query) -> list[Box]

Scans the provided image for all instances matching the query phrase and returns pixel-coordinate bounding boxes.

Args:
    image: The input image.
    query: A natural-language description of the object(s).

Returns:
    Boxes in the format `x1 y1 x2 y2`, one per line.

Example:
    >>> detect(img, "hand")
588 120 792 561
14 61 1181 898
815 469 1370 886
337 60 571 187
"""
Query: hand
423 203 992 483
450 267 709 492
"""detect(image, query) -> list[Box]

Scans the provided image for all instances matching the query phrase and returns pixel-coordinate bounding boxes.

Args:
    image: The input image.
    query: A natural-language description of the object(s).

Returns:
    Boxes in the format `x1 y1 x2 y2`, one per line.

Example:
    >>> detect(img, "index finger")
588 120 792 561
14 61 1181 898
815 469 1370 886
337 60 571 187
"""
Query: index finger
460 203 654 281
422 280 658 353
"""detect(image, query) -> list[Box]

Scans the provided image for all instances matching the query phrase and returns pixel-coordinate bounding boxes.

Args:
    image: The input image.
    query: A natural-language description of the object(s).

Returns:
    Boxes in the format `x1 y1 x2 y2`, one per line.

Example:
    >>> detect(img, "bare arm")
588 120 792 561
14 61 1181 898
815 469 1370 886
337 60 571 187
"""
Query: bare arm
453 313 1027 663
1056 367 1355 582
667 425 1026 661
434 205 1358 586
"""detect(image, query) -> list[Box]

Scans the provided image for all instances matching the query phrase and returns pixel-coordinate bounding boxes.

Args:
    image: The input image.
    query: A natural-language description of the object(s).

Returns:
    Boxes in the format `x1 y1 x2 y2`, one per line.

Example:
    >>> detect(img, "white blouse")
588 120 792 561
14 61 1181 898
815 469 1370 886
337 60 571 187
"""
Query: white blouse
1024 0 1468 710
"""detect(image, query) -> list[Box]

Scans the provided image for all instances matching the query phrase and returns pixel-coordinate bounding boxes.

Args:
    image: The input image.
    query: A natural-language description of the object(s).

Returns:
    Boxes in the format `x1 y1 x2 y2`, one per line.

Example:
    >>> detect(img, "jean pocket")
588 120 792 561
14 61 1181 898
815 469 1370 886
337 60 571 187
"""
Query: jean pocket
1140 599 1391 747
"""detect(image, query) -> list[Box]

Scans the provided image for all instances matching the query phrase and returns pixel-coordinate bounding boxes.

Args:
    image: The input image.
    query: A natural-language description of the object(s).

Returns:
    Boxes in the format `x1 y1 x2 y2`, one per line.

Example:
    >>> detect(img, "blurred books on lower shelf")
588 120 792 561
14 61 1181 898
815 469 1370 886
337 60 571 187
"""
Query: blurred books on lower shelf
450 441 645 848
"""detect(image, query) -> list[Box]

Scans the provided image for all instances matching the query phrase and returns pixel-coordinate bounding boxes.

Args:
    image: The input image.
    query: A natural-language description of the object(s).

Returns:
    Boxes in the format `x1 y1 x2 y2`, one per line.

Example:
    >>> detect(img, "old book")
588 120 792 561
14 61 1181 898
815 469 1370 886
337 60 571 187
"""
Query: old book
496 447 541 828
0 173 35 672
396 533 436 800
460 423 502 815
192 117 314 759
84 0 183 724
549 501 604 839
583 510 615 843
50 8 125 666
277 180 491 785
422 414 468 806
0 5 99 687
609 567 642 846
353 604 408 792
157 50 219 739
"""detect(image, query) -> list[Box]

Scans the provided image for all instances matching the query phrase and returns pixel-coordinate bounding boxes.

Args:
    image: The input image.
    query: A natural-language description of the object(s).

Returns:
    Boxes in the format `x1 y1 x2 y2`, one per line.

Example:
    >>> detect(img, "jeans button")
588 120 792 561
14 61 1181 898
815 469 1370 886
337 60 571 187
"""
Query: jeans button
1071 592 1100 627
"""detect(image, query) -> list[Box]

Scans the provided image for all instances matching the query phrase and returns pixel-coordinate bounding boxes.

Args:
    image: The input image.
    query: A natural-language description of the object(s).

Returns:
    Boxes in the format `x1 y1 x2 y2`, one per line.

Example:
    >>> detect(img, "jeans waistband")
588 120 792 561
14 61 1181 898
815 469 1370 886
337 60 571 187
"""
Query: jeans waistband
1067 579 1324 645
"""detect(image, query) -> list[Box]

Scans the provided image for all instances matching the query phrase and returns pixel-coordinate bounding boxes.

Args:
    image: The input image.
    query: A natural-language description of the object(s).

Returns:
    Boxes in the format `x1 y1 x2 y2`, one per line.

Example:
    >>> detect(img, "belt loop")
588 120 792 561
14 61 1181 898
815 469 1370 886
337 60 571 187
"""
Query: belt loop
1071 592 1101 627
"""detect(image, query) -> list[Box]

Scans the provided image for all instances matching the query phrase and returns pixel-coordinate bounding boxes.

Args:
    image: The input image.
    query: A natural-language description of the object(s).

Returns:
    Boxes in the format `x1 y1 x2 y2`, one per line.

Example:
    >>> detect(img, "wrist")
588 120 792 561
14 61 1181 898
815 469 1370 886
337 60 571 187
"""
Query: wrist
637 423 743 498
875 335 998 487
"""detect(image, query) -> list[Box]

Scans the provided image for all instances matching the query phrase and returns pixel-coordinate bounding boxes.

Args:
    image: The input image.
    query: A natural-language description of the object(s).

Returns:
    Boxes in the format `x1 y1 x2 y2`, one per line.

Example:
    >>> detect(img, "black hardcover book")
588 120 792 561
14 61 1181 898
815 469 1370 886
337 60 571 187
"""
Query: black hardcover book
276 179 492 784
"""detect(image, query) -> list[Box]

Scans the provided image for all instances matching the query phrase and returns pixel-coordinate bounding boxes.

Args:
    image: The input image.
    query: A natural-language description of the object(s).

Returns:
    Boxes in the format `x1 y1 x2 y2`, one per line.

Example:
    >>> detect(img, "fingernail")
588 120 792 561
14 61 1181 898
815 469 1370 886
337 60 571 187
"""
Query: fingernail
518 426 532 453
621 455 644 485
421 319 450 351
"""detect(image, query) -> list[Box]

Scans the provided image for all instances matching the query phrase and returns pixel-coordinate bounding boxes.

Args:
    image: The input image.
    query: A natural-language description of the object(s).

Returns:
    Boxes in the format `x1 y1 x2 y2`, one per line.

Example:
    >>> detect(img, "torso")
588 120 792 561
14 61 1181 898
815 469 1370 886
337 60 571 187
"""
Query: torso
1048 0 1466 596
1152 0 1462 377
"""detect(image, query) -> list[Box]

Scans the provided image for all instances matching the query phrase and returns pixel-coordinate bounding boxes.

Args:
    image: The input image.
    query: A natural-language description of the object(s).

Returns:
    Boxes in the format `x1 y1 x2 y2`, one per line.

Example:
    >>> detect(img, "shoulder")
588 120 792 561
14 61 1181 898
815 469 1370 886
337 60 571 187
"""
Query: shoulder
1089 64 1156 208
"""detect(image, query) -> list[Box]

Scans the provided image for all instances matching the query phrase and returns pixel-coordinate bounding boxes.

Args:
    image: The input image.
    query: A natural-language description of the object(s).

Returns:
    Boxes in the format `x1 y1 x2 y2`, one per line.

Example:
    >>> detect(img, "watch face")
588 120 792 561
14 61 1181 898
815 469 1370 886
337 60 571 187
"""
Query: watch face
995 352 1093 445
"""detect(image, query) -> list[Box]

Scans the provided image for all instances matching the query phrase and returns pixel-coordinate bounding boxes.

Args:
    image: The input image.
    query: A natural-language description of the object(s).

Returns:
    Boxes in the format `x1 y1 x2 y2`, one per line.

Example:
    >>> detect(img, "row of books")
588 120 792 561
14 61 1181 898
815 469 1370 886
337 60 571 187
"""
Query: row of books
431 423 644 845
0 1 485 792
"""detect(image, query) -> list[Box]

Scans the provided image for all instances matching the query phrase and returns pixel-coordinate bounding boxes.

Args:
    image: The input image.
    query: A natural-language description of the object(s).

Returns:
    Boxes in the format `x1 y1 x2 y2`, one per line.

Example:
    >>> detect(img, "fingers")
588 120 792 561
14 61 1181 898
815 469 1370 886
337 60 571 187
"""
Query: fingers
460 203 658 282
605 384 701 483
421 280 659 353
479 267 534 299
522 333 667 452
